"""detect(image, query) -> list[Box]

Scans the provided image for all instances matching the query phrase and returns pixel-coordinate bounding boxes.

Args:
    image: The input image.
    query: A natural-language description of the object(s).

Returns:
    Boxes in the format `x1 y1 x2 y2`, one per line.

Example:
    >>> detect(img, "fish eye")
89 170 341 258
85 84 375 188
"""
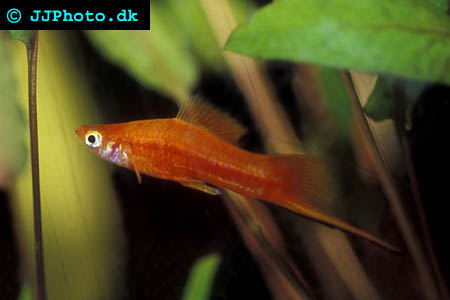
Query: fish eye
85 131 102 148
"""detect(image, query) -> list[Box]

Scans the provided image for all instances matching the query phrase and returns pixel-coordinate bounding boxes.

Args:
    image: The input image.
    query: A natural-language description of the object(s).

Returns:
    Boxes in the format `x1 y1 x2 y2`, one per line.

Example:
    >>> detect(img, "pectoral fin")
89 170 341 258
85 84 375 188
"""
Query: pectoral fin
131 160 142 184
180 180 221 195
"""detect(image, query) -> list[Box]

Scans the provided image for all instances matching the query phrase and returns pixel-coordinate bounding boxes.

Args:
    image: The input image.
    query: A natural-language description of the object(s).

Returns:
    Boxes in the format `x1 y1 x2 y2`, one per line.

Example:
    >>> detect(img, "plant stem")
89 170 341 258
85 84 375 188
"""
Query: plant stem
26 31 47 300
222 191 313 300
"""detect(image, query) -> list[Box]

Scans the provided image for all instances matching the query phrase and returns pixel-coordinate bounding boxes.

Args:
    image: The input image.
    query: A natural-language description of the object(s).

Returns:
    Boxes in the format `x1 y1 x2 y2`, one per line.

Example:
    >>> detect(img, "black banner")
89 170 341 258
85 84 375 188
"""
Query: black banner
0 4 150 29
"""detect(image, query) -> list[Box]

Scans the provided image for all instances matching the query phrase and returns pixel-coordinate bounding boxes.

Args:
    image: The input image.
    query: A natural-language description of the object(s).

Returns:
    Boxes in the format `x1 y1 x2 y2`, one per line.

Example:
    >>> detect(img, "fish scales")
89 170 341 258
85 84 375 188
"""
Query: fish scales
123 118 275 198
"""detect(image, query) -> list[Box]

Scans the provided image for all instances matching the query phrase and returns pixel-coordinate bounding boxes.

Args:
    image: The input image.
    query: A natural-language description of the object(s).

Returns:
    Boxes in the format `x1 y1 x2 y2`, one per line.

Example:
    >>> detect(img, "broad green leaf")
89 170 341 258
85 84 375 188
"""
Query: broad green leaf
166 0 255 73
226 0 450 84
9 31 125 299
8 30 35 45
181 253 221 300
85 3 198 103
399 81 427 130
364 77 426 129
0 36 27 176
429 0 448 12
167 0 226 71
227 0 257 24
17 285 32 300
319 68 353 142
364 78 398 122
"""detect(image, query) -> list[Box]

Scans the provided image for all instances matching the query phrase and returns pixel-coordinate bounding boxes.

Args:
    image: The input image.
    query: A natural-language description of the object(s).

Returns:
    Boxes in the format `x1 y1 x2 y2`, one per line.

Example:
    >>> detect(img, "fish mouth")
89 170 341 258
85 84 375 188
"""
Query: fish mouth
75 125 88 139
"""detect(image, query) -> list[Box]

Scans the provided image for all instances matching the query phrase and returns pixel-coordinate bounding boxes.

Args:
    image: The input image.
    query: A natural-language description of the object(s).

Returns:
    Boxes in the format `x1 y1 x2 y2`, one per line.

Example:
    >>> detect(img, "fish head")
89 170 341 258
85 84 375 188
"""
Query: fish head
75 125 104 153
75 124 130 168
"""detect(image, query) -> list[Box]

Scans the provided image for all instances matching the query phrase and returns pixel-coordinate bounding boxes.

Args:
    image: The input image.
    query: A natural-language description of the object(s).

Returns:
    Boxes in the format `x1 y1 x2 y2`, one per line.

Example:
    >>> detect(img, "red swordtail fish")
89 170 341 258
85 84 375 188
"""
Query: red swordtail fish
76 98 399 252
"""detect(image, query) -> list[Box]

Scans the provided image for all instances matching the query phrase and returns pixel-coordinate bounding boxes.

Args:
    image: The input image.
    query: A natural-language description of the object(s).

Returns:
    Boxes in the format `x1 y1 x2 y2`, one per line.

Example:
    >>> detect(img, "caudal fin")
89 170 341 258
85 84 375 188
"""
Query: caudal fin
266 154 400 253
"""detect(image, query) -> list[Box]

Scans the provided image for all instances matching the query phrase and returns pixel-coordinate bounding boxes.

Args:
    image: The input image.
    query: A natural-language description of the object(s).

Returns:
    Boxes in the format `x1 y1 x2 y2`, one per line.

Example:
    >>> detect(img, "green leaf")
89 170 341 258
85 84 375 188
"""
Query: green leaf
17 285 32 300
0 35 27 176
166 0 256 72
364 77 426 129
226 0 450 84
8 30 36 45
364 78 398 122
401 81 427 130
166 0 226 71
84 3 198 104
227 0 257 24
181 253 221 300
429 0 448 12
319 68 353 142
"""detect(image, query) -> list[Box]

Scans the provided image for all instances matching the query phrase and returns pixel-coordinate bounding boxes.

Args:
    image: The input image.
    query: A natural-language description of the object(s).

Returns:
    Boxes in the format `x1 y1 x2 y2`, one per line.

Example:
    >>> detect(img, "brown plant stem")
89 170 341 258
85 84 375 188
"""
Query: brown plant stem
199 1 314 299
223 191 313 300
26 31 47 300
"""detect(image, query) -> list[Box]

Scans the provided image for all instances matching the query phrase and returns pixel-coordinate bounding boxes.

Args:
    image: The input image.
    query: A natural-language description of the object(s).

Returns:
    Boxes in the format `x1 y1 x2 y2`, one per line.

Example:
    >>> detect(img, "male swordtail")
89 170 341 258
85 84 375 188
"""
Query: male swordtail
76 98 399 252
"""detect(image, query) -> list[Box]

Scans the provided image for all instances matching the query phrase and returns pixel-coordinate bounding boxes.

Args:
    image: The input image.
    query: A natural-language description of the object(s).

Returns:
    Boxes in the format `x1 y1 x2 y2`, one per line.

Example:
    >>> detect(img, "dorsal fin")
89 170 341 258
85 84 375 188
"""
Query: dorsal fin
177 97 246 144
